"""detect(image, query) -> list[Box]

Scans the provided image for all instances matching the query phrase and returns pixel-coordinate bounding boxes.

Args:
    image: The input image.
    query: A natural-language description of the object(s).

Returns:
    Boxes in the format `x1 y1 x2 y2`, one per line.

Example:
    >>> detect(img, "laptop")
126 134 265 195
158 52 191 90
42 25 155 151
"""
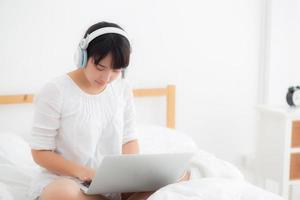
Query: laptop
80 152 194 194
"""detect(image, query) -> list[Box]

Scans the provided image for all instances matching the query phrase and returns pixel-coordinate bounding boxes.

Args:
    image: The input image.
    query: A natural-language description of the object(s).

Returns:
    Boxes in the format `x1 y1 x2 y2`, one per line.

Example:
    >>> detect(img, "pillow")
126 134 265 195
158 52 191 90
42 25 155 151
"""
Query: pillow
189 150 244 180
137 124 198 154
0 104 34 141
0 132 36 168
136 125 243 181
0 133 39 200
0 164 38 200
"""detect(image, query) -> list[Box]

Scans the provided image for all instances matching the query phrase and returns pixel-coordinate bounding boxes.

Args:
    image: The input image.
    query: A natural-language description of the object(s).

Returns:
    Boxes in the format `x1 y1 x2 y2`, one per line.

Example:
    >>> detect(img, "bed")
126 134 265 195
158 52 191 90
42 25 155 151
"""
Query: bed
0 85 283 200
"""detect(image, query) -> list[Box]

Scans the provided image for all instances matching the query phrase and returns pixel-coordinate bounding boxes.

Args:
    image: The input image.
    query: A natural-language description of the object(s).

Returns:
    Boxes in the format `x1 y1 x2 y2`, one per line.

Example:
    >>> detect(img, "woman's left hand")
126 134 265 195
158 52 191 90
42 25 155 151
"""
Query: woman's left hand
177 170 191 182
74 165 96 182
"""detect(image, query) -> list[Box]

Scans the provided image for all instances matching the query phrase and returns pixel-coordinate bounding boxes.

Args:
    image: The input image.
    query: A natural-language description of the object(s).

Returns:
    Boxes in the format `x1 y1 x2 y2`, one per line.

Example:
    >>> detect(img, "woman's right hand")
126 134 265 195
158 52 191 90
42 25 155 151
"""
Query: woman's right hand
74 165 96 182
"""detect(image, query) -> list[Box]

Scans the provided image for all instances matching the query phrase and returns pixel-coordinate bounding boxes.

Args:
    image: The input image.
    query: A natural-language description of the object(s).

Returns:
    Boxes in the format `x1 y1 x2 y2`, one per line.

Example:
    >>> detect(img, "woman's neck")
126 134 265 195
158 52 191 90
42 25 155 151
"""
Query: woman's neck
67 69 106 95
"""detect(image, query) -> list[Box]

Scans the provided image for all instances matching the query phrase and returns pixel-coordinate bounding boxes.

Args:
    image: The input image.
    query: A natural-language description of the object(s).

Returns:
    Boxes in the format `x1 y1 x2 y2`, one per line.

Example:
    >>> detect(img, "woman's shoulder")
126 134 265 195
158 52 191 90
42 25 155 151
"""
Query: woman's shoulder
49 74 71 87
36 75 71 100
44 74 75 92
110 78 133 95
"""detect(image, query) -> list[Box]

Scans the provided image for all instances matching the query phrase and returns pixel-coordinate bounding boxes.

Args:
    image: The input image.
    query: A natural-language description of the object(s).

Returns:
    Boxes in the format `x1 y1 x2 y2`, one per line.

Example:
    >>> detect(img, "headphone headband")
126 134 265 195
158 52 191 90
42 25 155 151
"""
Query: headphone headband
79 27 129 50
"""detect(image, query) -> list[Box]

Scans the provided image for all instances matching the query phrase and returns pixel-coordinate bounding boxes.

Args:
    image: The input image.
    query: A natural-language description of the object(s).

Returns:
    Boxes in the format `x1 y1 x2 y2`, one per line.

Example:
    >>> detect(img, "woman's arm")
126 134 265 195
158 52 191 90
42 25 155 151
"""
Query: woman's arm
122 140 140 154
31 149 95 181
122 139 140 154
121 139 140 199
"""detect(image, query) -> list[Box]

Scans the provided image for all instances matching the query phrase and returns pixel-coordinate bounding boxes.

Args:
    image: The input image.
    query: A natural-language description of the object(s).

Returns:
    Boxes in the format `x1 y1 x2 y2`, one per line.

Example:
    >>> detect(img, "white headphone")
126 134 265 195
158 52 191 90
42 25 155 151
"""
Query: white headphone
74 27 130 68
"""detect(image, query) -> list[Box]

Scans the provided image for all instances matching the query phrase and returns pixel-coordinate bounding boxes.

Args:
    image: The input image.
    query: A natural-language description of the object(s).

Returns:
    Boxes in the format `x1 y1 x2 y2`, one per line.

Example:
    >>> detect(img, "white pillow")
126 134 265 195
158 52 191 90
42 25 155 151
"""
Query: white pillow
136 125 243 180
0 164 38 200
137 124 198 154
189 150 244 180
0 132 36 168
0 133 39 200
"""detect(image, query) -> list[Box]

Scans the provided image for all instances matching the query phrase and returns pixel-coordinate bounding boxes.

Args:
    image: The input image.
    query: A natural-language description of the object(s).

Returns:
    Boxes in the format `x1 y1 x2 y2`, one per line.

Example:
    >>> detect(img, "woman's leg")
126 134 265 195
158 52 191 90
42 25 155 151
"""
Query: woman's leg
125 192 154 200
38 178 109 200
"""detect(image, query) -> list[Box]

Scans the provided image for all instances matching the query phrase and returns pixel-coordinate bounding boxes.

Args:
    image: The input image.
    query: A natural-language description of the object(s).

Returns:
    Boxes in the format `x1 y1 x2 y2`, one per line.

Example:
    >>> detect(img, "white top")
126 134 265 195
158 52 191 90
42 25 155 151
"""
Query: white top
28 74 138 200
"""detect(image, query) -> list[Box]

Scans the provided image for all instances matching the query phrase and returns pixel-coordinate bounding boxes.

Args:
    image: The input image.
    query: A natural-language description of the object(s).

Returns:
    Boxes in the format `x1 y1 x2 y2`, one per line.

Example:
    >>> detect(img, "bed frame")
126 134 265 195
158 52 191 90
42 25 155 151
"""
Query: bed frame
0 85 176 128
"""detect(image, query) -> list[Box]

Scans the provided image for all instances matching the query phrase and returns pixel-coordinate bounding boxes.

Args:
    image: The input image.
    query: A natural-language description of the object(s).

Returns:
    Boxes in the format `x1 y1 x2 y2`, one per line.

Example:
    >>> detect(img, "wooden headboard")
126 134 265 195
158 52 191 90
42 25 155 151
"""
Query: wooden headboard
0 85 176 128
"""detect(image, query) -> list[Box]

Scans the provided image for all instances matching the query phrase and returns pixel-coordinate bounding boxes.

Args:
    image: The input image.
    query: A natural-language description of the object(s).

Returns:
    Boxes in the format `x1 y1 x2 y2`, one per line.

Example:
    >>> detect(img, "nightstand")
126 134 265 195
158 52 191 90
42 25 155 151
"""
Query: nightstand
256 105 300 199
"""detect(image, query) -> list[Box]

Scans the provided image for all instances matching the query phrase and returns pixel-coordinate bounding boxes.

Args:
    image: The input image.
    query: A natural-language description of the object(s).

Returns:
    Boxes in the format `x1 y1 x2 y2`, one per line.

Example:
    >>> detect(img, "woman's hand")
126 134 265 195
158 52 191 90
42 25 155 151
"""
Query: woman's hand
74 165 96 182
177 170 191 182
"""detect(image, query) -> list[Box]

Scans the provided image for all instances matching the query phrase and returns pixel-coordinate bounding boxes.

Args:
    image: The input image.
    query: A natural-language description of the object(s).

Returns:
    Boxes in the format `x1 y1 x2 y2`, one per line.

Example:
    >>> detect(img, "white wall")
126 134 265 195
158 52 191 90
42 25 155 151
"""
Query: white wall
0 0 262 164
265 0 300 105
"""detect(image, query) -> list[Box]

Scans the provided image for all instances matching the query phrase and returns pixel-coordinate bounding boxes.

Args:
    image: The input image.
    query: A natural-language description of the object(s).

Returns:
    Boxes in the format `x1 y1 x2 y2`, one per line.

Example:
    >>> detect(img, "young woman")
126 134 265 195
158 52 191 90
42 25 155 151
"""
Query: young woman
28 21 189 200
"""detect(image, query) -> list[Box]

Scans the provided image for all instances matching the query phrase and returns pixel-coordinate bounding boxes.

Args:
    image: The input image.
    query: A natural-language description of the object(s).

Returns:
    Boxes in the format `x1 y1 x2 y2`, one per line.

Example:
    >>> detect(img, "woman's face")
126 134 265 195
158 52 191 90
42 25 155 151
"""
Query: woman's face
84 53 122 90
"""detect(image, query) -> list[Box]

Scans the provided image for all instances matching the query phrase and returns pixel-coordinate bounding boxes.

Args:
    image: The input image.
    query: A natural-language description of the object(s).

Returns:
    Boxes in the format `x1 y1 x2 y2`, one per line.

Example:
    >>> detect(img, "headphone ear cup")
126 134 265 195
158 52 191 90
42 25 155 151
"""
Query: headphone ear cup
74 47 83 68
81 50 88 67
121 69 126 79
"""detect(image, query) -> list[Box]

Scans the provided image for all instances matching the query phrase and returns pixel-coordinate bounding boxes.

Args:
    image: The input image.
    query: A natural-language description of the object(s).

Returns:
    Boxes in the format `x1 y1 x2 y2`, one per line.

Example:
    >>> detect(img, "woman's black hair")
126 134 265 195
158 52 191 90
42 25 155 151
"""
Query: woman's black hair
84 21 131 70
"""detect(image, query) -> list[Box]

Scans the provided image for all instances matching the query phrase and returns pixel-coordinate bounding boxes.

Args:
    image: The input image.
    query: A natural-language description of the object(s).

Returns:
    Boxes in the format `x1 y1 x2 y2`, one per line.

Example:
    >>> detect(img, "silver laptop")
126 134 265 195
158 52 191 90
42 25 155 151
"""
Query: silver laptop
80 152 194 194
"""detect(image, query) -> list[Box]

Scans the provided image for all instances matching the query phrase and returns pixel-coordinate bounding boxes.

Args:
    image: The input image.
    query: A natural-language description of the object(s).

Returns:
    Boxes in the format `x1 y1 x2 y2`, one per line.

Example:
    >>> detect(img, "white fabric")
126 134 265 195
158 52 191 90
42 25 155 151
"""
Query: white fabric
28 75 138 200
0 182 14 200
0 133 38 200
0 133 36 167
137 125 243 181
0 164 38 200
0 129 284 200
148 178 284 200
137 124 198 154
189 150 244 180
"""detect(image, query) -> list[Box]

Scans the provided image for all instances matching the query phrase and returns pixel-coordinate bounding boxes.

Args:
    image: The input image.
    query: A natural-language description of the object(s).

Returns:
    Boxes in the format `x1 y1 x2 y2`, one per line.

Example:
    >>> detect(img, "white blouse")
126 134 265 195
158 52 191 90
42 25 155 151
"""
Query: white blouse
28 74 138 200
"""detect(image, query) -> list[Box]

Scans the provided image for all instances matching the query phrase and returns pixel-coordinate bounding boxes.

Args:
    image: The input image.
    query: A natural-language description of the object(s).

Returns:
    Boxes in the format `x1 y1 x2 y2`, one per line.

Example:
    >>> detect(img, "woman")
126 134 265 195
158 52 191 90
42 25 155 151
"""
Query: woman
29 21 189 200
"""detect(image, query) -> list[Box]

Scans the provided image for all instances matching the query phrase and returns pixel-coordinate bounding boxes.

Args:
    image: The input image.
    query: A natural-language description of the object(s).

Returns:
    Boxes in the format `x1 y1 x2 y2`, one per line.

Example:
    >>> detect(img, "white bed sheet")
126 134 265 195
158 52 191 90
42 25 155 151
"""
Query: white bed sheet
0 125 284 200
148 178 283 200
